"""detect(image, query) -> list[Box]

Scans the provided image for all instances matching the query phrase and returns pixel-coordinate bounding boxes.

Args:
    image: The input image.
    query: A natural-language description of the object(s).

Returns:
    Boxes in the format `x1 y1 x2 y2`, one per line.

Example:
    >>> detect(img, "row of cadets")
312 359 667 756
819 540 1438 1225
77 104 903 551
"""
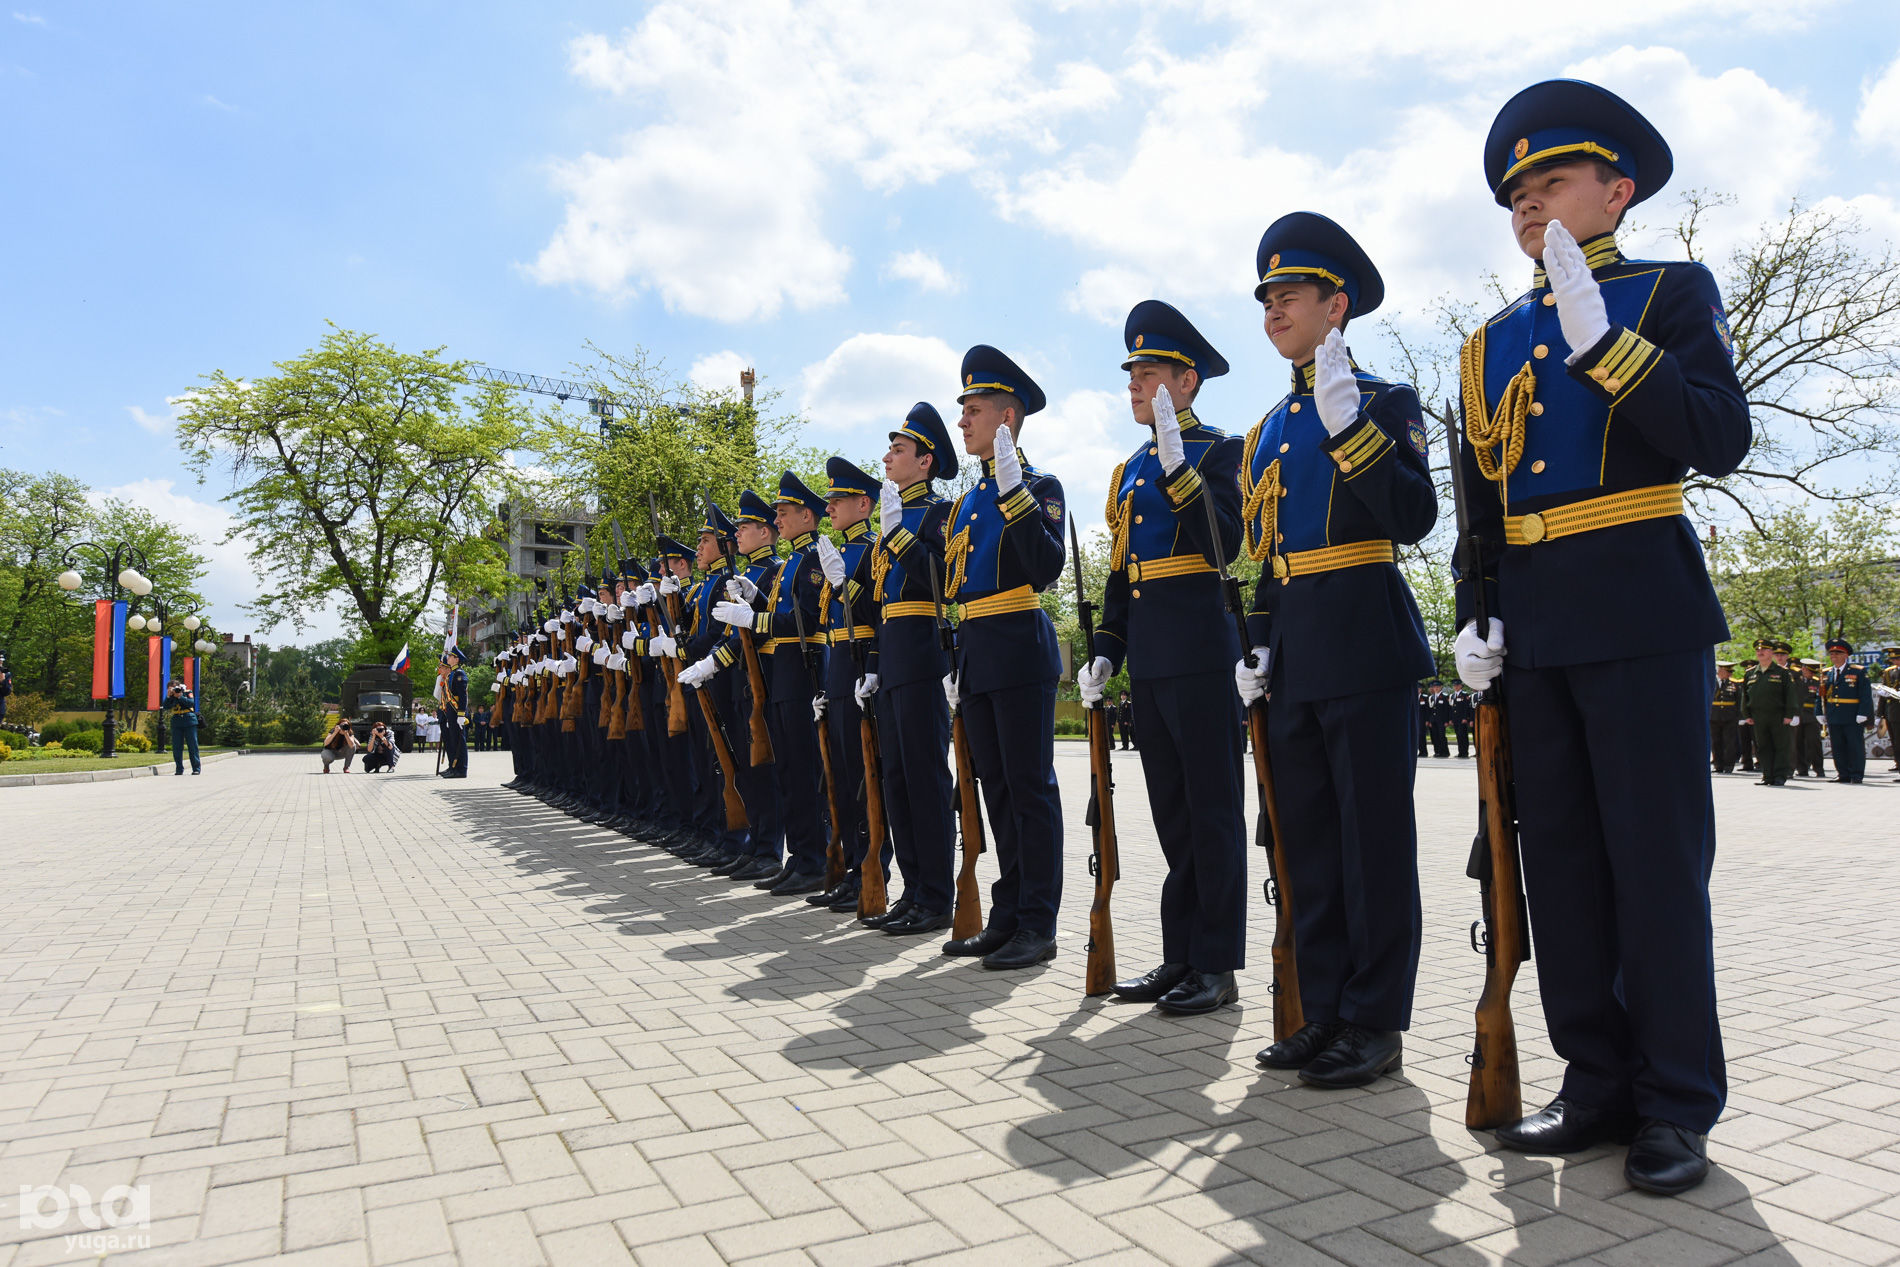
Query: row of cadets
1235 213 1438 1088
680 503 756 869
810 457 892 916
1075 301 1248 1015
938 346 1070 971
860 405 960 932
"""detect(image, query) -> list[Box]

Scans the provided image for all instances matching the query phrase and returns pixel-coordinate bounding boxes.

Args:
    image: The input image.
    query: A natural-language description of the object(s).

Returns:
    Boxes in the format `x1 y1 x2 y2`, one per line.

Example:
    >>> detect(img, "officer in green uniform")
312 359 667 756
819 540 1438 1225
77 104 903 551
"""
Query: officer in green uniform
1794 659 1826 778
1740 638 1798 786
1708 662 1740 773
1880 647 1900 773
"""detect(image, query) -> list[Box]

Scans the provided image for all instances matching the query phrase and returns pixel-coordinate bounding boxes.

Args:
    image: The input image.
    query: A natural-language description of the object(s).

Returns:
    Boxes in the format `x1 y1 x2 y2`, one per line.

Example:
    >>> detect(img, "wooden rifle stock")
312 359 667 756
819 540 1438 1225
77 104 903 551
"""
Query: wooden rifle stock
950 710 986 939
623 643 645 732
605 664 628 741
1083 703 1120 995
1466 691 1528 1128
737 628 773 765
662 593 689 736
695 687 750 831
817 712 846 888
858 708 889 916
1248 702 1304 1041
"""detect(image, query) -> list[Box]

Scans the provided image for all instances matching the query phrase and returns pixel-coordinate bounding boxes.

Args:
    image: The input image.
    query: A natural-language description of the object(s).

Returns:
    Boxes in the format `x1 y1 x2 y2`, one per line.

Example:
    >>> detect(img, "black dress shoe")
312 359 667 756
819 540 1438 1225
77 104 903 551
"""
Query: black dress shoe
883 908 950 936
1156 969 1238 1016
729 857 780 882
1112 963 1191 1003
1255 1021 1341 1070
983 930 1057 970
1625 1119 1709 1195
752 864 794 890
701 849 741 872
861 897 914 930
1298 1023 1403 1088
942 925 1012 957
769 868 827 896
825 882 863 912
1494 1096 1639 1154
807 879 853 907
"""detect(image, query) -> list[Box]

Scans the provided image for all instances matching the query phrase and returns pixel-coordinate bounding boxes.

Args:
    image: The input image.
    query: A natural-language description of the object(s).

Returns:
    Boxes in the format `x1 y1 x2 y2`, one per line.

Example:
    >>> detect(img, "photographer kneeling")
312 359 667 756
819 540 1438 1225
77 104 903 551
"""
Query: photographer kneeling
363 721 398 773
321 717 357 773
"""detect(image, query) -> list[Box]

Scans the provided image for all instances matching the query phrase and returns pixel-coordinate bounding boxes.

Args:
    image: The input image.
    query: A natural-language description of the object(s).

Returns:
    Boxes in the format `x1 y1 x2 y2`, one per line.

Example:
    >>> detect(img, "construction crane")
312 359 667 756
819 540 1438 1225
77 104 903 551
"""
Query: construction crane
467 365 619 435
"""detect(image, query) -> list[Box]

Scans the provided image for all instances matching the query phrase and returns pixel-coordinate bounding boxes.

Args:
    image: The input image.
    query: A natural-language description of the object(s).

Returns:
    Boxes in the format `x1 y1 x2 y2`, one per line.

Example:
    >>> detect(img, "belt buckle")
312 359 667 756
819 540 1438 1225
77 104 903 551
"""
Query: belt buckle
1519 511 1546 544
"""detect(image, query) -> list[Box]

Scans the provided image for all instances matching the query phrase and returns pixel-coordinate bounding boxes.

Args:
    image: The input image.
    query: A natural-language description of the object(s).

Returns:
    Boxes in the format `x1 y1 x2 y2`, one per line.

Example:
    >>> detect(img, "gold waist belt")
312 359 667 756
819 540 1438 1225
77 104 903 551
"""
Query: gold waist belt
758 637 784 654
961 586 1041 620
1272 540 1395 580
883 602 946 620
827 625 876 645
1125 556 1215 583
1505 483 1684 546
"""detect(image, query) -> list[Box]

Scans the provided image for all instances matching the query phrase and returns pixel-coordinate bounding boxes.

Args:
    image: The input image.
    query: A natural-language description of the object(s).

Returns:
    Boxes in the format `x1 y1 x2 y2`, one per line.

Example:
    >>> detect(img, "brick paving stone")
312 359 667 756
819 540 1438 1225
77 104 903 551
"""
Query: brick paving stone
0 751 1895 1264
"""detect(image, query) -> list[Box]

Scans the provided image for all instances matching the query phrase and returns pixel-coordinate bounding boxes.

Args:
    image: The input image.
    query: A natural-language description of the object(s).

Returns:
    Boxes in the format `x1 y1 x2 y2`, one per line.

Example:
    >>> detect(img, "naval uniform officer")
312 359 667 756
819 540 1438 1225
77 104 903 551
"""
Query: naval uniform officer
1823 639 1873 783
862 404 960 933
1709 662 1741 773
939 346 1069 972
1236 213 1435 1089
1451 79 1750 1195
1076 300 1246 1016
438 647 469 778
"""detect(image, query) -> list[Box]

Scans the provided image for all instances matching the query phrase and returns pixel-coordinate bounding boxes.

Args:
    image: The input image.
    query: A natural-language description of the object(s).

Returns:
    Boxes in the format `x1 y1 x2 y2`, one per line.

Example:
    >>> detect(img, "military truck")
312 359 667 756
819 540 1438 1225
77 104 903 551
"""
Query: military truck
338 665 415 752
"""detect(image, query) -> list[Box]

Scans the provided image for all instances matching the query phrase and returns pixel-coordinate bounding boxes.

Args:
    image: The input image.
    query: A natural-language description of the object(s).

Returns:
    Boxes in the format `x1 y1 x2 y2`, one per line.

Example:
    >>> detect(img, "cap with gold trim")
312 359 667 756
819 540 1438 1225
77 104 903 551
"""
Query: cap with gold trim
823 456 879 503
775 470 826 518
956 345 1046 415
1253 211 1384 317
1485 78 1672 209
1121 299 1229 379
888 402 958 481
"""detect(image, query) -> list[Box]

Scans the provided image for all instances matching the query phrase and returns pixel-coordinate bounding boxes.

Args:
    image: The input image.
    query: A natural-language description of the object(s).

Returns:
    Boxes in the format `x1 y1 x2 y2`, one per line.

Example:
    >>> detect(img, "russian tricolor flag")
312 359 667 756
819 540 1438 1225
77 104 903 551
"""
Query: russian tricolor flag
391 643 410 673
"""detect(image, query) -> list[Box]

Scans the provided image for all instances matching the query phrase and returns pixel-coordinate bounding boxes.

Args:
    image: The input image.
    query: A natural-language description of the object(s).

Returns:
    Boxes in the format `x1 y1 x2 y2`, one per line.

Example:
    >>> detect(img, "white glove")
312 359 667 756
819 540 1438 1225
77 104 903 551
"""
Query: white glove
1235 647 1270 704
648 632 677 659
1314 329 1361 437
679 656 718 688
1455 619 1507 691
1077 655 1113 706
575 634 594 653
854 674 879 707
726 574 759 602
560 611 573 624
543 618 558 633
1151 383 1186 474
880 479 903 529
659 576 679 595
943 671 960 712
713 600 755 629
1857 715 1868 724
992 420 1023 494
1544 220 1611 360
621 629 639 650
815 535 846 587
591 645 608 665
605 604 623 621
812 694 827 724
606 652 626 671
632 582 657 607
1786 717 1799 727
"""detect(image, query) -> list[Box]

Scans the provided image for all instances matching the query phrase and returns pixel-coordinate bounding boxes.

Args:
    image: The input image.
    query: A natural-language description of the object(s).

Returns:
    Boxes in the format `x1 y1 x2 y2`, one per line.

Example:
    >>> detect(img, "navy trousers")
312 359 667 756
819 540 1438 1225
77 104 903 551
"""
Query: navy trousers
876 679 955 915
1506 645 1726 1133
1827 711 1866 781
441 706 468 772
723 683 782 861
961 678 1061 939
823 690 870 872
769 697 829 874
1131 672 1248 973
1267 680 1422 1032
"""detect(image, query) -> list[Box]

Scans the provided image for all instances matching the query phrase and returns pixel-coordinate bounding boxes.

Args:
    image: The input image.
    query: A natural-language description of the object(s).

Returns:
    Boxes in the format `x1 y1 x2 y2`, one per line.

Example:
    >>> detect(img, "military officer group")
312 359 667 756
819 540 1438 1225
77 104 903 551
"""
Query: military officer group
429 80 1848 1201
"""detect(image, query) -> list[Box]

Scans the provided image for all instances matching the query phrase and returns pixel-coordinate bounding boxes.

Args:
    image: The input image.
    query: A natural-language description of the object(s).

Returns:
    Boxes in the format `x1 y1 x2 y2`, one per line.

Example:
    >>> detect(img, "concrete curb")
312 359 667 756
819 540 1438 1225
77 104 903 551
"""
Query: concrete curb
0 749 247 788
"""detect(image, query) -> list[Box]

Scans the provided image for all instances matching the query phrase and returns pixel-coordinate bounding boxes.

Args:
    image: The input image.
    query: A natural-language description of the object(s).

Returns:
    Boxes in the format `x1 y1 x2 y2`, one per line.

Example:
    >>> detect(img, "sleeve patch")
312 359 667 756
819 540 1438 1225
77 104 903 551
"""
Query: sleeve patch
1044 498 1063 522
1406 418 1428 458
1712 306 1734 360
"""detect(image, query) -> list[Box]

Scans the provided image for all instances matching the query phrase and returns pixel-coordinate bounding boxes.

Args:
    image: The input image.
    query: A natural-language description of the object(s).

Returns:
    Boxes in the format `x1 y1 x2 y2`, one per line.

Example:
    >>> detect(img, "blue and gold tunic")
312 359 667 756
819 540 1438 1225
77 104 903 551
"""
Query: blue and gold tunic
869 482 952 688
942 454 1065 695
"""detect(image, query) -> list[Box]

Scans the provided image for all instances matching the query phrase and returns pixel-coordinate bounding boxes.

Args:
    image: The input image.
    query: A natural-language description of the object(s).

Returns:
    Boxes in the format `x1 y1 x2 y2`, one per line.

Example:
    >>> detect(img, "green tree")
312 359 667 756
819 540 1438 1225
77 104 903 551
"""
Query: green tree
1709 504 1900 656
175 325 538 659
279 669 325 745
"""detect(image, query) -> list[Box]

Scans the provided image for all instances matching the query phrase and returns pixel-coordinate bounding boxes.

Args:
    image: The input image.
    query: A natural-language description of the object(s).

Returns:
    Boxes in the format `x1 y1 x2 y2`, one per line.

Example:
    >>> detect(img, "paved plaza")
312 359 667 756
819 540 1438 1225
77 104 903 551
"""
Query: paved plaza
1 748 1896 1266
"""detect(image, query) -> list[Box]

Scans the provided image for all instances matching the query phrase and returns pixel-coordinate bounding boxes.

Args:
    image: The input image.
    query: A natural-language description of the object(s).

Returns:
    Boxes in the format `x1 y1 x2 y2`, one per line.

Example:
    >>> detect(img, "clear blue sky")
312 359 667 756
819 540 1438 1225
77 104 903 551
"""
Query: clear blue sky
5 1 1896 641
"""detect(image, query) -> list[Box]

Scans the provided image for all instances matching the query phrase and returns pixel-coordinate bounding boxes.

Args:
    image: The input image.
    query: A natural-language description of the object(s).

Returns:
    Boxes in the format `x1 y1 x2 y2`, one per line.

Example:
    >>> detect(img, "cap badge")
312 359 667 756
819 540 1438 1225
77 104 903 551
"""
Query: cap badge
1514 137 1530 160
1268 253 1281 269
1134 335 1144 348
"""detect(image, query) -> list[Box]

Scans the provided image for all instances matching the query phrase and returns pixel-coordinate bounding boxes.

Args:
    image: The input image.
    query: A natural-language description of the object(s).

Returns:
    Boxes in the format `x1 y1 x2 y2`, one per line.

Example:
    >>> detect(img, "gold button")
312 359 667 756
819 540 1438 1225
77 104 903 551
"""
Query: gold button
979 481 987 490
1279 442 1290 453
1129 552 1138 561
1290 402 1301 413
1542 294 1556 306
1279 487 1288 498
1589 367 1608 381
1339 459 1353 473
969 514 978 522
1604 377 1622 392
1530 402 1545 416
1134 515 1143 525
1276 533 1284 543
1135 478 1145 486
1533 344 1548 359
1131 589 1141 600
1148 447 1157 456
1531 460 1546 474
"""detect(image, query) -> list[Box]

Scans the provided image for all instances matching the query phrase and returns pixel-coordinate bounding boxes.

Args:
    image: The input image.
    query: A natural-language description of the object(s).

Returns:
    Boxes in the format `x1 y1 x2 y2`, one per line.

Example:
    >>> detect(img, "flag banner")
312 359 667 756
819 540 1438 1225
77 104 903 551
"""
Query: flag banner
161 637 173 704
147 635 163 710
391 643 411 673
110 601 127 699
92 600 113 700
181 656 196 692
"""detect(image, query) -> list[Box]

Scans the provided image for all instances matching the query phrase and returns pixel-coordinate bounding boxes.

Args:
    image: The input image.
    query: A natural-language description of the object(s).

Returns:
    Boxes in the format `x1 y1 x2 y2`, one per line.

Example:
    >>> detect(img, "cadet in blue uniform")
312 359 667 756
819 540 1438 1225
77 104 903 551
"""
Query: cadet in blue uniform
679 502 755 872
716 476 832 894
1823 639 1873 784
863 404 959 932
438 647 469 778
1236 213 1436 1087
1452 80 1750 1195
811 458 893 917
939 346 1068 971
1424 681 1452 757
1075 300 1246 1015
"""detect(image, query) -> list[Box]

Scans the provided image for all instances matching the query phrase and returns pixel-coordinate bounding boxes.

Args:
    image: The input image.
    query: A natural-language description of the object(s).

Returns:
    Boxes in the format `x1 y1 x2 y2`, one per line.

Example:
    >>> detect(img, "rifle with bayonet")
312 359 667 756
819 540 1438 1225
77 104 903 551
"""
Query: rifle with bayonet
1073 519 1120 996
1200 449 1302 1041
931 550 986 940
705 488 774 766
789 543 847 889
1446 406 1531 1130
846 537 888 916
640 499 691 736
670 521 748 831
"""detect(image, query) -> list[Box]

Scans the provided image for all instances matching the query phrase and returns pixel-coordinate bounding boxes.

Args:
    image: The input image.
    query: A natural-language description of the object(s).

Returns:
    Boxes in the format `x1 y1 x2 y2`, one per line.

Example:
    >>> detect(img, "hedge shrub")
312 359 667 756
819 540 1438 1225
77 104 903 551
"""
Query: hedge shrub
61 729 103 752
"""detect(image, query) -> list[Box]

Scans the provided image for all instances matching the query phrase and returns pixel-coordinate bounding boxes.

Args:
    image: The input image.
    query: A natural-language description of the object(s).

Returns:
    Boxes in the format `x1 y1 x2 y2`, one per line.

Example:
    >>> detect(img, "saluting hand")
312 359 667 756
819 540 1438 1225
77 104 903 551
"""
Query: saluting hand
1313 329 1362 437
879 479 903 529
1543 220 1611 359
815 535 847 588
992 421 1023 494
1151 383 1186 474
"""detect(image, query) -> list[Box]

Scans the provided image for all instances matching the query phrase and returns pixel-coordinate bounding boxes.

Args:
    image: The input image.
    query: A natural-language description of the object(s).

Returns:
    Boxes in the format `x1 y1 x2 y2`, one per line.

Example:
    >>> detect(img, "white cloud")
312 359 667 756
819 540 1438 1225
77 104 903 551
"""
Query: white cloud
1856 53 1900 157
884 250 960 294
528 0 1115 322
201 94 235 112
688 350 752 395
800 332 961 435
126 404 175 434
12 12 45 25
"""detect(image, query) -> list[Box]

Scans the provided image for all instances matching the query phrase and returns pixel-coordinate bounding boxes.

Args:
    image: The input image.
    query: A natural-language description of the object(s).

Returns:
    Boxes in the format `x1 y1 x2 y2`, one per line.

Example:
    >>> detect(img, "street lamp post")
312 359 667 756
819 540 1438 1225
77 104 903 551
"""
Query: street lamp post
56 541 160 758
